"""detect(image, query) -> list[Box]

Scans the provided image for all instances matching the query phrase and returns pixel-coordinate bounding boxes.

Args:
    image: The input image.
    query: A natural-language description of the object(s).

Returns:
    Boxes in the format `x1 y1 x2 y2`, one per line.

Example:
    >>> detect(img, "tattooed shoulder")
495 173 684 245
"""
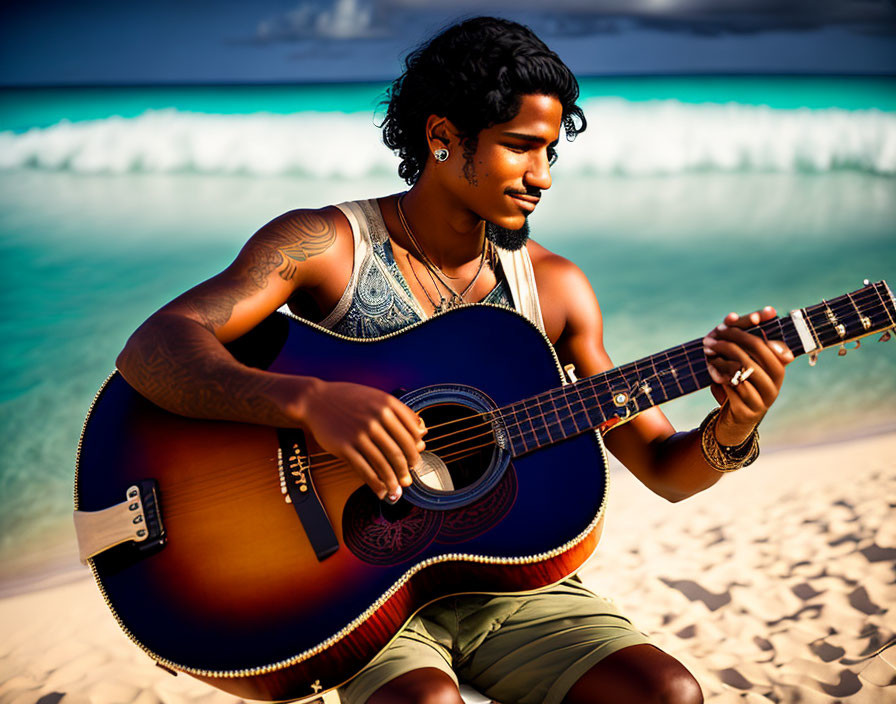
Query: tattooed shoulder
253 208 339 284
185 208 339 333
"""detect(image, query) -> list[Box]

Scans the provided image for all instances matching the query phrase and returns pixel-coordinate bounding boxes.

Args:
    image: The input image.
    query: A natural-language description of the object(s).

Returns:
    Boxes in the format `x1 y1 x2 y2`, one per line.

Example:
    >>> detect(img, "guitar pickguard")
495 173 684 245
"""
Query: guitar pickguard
342 489 443 566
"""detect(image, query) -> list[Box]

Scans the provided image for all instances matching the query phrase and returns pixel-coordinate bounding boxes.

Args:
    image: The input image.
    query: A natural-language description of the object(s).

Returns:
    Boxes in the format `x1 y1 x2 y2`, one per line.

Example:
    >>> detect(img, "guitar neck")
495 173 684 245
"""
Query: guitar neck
501 280 896 457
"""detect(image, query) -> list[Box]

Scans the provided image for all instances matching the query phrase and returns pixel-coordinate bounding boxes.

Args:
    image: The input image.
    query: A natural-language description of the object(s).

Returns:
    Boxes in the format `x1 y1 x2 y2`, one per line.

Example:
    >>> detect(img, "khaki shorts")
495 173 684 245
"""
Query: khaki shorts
338 577 650 704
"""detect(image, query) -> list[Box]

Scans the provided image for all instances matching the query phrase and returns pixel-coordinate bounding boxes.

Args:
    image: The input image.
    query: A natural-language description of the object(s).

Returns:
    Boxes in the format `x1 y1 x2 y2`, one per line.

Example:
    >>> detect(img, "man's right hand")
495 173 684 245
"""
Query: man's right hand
296 380 426 502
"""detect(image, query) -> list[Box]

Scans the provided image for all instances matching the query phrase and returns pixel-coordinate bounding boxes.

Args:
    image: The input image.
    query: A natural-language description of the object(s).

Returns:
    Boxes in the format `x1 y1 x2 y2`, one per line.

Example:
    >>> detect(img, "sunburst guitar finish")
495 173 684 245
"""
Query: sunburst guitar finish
75 306 609 701
75 280 896 701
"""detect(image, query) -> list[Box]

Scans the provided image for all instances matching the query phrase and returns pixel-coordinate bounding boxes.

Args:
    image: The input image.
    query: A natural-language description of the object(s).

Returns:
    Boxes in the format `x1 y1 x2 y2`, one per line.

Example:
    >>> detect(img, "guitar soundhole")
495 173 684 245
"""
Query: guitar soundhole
414 402 495 492
343 490 443 566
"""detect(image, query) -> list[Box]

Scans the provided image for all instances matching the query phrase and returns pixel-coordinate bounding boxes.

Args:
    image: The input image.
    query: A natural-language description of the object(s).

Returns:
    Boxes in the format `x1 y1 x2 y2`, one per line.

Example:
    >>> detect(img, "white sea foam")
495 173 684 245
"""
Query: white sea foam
0 99 894 176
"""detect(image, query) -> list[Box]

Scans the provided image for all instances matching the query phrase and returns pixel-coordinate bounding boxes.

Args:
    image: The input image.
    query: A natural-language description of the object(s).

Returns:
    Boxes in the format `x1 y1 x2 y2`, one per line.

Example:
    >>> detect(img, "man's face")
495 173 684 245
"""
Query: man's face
444 93 563 250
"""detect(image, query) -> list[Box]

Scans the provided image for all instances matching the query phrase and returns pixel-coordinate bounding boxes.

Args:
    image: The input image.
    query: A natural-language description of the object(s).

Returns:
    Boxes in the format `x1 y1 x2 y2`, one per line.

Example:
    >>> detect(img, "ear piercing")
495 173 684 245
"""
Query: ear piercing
433 148 449 162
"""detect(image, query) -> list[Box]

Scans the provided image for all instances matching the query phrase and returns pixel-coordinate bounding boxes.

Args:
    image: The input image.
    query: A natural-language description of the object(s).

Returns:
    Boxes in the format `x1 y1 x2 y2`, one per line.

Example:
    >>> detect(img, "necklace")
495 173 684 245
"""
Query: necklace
396 195 488 313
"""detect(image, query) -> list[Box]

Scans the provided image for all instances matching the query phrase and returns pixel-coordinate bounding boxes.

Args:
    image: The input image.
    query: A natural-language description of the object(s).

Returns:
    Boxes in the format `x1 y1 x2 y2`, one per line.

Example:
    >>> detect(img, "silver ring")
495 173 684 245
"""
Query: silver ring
731 366 754 386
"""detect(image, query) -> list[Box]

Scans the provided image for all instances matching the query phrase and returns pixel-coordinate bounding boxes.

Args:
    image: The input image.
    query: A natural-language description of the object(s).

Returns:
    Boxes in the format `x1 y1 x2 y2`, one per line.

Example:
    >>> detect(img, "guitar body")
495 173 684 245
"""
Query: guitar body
75 305 608 700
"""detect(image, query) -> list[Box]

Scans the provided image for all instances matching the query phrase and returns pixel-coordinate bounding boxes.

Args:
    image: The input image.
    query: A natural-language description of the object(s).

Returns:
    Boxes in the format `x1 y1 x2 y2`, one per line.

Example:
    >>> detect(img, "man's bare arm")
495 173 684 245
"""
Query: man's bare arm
116 208 338 424
537 247 791 502
116 206 425 502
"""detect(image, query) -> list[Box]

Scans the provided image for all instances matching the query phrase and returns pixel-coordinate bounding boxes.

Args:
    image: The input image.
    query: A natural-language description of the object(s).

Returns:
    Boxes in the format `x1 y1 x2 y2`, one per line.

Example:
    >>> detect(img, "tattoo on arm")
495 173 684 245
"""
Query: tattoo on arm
118 320 293 426
187 210 336 332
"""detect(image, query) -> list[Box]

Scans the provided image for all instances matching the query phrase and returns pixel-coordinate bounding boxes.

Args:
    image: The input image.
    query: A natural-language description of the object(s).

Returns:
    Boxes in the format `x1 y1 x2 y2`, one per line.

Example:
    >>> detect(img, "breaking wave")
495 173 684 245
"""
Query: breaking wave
1 98 894 177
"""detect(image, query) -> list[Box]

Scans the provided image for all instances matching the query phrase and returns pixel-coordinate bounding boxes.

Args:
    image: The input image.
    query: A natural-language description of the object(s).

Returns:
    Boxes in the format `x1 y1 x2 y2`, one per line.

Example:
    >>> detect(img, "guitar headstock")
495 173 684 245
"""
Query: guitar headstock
790 279 896 365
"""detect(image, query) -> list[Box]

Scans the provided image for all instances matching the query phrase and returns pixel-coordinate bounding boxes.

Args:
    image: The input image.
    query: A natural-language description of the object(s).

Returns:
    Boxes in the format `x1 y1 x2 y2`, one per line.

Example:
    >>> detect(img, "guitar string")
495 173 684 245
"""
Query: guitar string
303 321 755 458
305 427 497 477
155 423 500 506
155 288 893 507
307 288 892 466
300 303 861 476
159 442 504 518
160 289 893 504
157 430 506 513
352 288 892 445
284 294 884 476
159 308 895 513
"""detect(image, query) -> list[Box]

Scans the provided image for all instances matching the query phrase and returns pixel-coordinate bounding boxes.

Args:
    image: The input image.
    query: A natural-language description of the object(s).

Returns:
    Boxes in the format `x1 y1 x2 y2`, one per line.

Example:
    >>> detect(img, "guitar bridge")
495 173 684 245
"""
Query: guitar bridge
73 479 165 564
277 429 339 562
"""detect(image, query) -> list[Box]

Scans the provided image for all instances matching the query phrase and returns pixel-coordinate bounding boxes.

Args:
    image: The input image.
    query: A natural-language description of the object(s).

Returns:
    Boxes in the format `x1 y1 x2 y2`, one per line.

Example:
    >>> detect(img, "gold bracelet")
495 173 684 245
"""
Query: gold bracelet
699 407 760 473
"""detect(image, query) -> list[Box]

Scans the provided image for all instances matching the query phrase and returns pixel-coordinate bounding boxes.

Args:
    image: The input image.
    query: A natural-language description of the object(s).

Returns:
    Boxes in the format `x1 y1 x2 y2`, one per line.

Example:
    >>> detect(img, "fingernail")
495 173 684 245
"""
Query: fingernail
729 312 739 320
417 440 426 451
770 341 783 354
387 488 402 503
708 366 723 384
716 323 727 332
764 306 774 313
703 336 716 347
750 313 759 323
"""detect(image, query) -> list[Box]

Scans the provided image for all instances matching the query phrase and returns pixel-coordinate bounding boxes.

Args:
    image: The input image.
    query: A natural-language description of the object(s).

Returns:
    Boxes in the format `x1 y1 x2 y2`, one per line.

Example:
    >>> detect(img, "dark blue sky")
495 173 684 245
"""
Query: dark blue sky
1 0 895 85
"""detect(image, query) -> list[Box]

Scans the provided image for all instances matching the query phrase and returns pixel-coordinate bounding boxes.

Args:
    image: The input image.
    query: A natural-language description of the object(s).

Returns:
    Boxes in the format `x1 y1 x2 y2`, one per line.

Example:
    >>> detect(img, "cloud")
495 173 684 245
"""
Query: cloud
255 0 391 42
386 0 896 36
249 0 896 47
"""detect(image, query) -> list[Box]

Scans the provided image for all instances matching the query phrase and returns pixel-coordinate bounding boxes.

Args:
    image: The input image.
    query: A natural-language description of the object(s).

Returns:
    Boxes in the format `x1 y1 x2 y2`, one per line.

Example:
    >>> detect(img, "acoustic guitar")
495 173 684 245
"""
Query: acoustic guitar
73 280 895 701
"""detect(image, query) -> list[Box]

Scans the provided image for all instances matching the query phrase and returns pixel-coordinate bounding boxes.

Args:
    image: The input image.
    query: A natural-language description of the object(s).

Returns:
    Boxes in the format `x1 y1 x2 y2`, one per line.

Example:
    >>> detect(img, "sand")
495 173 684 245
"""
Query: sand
1 433 894 704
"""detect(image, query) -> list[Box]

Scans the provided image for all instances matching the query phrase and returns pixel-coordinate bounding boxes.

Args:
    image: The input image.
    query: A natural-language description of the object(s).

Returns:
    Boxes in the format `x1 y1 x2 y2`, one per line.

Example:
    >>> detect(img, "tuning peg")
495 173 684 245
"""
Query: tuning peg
864 278 870 286
881 331 892 342
838 344 847 356
809 352 818 366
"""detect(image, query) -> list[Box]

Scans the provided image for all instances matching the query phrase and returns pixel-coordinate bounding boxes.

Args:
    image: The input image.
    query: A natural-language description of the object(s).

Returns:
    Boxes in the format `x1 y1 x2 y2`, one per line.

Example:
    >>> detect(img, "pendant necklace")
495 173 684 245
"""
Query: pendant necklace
396 195 487 313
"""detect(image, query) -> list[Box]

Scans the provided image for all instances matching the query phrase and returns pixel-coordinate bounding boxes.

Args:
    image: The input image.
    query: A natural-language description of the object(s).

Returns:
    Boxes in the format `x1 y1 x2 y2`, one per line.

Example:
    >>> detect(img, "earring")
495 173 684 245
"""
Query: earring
433 148 449 162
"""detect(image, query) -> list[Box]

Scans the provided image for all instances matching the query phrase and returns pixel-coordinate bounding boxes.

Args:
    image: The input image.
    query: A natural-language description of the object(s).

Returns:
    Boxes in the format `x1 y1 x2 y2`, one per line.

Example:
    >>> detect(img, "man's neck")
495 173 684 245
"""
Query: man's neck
394 179 486 273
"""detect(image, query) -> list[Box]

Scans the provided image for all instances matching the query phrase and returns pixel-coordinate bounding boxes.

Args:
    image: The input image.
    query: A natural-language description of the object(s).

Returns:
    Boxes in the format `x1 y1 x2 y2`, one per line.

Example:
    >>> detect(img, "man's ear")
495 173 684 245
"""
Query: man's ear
424 114 459 154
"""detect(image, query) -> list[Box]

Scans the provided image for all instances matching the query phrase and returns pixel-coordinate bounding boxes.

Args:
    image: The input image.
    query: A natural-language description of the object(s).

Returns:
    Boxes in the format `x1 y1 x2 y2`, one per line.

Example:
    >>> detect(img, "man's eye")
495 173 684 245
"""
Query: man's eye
547 147 558 165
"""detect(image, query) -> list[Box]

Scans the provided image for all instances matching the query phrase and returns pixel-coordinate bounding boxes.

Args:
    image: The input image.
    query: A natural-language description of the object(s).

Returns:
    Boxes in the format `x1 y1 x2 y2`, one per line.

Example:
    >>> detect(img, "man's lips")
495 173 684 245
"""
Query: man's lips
507 192 540 211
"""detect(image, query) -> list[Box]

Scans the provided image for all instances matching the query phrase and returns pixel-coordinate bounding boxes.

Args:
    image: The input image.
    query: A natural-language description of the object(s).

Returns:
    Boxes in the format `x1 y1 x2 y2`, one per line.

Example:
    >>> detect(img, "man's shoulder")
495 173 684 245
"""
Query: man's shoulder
249 204 355 260
236 204 357 293
526 240 588 287
526 240 600 342
260 204 349 236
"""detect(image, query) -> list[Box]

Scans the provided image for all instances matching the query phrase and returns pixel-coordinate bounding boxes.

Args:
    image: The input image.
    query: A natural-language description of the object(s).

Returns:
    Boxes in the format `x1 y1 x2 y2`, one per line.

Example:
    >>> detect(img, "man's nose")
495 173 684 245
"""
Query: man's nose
525 152 552 191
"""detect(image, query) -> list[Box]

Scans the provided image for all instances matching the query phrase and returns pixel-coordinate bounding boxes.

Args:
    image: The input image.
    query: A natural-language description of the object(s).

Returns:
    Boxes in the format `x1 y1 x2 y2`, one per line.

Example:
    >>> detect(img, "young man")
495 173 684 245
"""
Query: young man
117 17 792 704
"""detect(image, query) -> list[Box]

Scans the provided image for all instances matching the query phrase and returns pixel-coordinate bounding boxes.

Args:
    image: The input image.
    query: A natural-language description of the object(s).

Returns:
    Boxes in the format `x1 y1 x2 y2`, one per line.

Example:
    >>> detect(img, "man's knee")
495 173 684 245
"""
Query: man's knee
365 667 464 704
653 664 703 704
566 644 703 704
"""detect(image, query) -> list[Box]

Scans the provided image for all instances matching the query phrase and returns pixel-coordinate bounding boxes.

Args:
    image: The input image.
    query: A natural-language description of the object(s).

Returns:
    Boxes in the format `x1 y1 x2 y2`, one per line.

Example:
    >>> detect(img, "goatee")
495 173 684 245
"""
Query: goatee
485 218 530 252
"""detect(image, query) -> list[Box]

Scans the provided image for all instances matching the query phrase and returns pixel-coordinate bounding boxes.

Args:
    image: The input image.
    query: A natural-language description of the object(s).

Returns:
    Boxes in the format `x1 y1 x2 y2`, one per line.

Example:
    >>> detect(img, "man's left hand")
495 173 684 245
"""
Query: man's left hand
703 306 794 447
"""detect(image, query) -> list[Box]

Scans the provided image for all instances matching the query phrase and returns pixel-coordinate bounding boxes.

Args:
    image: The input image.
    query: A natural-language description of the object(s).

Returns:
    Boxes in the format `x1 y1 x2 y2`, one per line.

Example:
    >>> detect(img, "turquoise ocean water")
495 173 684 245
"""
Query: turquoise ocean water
1 77 895 579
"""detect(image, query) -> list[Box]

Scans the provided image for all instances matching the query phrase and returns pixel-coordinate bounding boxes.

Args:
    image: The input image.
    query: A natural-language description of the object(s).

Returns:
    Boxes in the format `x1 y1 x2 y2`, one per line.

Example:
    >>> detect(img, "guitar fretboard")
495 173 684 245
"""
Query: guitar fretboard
499 281 896 457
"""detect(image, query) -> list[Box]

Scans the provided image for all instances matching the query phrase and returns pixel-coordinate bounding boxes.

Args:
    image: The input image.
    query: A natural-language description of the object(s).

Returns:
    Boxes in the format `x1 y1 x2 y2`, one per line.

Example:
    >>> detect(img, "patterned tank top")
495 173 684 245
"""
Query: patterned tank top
301 199 546 339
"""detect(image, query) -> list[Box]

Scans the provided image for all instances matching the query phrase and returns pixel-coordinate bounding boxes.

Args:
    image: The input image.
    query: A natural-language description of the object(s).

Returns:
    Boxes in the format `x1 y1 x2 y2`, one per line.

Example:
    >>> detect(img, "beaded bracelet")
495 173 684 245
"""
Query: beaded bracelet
699 407 760 473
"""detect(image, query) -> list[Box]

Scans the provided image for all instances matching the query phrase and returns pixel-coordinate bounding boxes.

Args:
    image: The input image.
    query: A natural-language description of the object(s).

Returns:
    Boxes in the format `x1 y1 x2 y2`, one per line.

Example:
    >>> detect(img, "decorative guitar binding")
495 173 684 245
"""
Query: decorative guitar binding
73 280 895 701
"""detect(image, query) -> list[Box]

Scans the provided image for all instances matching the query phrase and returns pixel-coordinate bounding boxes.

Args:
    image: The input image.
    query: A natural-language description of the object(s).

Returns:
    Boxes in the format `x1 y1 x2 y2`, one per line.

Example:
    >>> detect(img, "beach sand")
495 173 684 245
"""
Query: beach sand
1 433 894 704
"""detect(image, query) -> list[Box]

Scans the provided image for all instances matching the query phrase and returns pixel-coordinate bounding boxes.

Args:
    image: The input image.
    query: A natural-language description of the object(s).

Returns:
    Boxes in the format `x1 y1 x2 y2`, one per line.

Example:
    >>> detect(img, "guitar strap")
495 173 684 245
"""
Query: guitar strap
493 243 547 335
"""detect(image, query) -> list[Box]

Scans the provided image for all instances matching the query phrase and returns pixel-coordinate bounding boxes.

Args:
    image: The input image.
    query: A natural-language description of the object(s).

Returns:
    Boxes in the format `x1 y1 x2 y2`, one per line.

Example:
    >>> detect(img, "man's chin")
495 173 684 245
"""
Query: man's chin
486 218 530 251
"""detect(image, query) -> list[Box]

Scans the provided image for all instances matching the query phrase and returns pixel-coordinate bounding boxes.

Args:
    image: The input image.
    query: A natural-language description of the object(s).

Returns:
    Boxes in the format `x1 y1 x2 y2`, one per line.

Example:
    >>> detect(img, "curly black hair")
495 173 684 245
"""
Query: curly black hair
381 16 587 185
